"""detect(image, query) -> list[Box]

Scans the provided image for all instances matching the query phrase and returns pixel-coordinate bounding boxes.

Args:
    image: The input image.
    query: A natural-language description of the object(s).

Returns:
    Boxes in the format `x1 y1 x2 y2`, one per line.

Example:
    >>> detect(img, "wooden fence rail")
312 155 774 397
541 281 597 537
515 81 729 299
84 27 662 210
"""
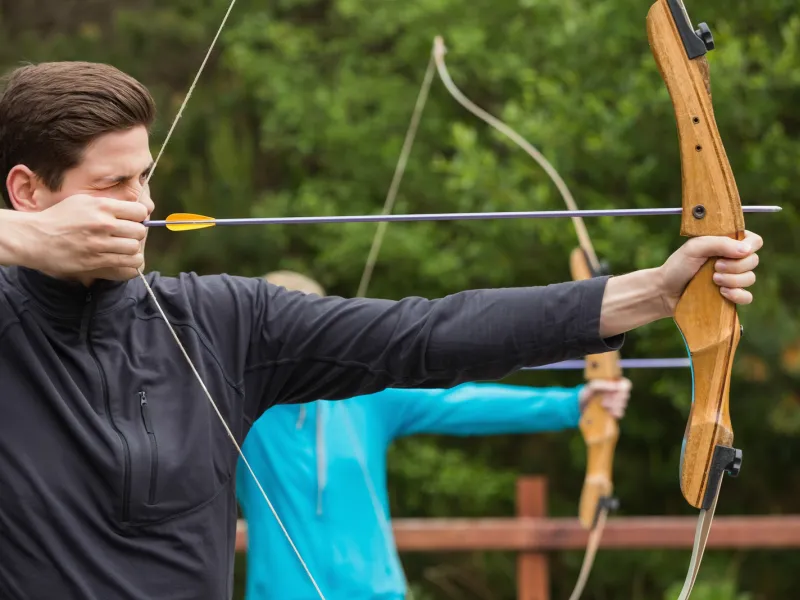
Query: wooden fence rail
235 476 800 599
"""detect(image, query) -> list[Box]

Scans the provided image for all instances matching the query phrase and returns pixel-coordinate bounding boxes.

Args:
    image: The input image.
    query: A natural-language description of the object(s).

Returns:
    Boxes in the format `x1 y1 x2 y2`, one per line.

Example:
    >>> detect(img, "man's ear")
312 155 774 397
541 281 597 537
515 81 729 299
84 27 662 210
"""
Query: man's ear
6 165 43 212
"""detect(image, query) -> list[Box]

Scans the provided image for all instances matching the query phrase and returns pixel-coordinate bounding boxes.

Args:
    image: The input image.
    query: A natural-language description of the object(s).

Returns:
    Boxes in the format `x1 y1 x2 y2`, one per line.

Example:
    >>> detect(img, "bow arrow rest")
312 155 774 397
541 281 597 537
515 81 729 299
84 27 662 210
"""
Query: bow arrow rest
144 205 780 231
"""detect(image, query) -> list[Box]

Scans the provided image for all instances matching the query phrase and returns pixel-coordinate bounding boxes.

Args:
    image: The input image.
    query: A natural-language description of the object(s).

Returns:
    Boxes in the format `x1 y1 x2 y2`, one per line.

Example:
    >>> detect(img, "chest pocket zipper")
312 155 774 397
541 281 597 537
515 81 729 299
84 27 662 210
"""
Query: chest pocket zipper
139 392 159 505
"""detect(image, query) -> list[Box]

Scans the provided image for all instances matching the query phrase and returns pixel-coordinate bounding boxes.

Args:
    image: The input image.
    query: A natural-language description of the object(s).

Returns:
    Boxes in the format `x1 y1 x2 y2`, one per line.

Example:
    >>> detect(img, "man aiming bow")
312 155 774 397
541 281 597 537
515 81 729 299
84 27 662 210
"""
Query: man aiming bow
0 61 761 600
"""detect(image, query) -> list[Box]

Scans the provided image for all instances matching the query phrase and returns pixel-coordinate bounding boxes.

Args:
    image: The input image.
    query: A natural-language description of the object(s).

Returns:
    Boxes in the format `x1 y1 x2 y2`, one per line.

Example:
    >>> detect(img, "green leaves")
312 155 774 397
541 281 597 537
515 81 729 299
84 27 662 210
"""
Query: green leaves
5 0 799 597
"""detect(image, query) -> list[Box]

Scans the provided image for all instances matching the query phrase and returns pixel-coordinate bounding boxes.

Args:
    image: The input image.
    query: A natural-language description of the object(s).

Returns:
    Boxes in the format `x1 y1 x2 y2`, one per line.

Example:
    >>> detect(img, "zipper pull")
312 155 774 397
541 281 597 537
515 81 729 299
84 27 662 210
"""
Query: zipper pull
140 392 153 433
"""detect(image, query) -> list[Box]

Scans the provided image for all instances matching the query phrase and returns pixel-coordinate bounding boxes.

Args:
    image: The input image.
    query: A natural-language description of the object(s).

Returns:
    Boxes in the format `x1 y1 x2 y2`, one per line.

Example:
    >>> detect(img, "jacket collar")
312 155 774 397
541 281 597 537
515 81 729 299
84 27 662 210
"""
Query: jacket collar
11 267 132 318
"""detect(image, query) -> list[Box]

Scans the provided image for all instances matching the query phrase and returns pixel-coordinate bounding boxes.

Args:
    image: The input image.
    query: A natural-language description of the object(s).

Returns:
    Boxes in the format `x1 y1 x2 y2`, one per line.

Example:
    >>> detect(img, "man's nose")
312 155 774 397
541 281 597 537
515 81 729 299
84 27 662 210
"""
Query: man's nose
142 195 155 212
135 184 155 212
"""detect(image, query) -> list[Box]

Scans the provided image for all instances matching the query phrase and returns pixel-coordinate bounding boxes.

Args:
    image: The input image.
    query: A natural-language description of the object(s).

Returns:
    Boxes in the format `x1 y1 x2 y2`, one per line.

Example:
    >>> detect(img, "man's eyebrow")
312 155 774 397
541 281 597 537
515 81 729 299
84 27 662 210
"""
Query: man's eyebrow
95 161 155 184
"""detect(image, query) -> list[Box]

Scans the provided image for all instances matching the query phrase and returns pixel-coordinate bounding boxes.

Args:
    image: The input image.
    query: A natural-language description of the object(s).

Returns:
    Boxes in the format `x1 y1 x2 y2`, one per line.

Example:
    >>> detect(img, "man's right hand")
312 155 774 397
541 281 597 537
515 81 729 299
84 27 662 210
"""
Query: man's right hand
9 195 148 279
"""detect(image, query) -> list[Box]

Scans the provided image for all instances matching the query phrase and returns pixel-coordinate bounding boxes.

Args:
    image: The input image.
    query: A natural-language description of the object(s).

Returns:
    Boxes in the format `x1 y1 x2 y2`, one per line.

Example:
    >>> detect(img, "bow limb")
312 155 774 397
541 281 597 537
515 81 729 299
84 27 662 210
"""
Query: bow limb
647 1 744 597
431 36 600 273
132 1 327 597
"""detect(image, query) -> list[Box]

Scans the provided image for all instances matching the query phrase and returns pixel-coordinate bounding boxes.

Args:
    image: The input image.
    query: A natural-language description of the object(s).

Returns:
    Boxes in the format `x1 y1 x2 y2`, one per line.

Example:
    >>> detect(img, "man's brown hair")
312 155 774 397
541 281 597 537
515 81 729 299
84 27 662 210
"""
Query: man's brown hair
0 61 156 207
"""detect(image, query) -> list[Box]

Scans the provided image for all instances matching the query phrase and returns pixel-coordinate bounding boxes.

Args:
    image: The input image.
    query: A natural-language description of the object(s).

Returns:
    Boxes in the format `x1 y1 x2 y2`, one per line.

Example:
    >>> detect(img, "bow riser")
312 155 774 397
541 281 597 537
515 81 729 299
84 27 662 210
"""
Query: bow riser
571 248 622 528
646 0 745 511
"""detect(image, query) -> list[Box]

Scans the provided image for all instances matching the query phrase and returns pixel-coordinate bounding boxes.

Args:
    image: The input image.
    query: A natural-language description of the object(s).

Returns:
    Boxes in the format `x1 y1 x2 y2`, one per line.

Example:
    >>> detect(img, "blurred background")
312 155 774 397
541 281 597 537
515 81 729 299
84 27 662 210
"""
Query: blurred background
3 0 798 598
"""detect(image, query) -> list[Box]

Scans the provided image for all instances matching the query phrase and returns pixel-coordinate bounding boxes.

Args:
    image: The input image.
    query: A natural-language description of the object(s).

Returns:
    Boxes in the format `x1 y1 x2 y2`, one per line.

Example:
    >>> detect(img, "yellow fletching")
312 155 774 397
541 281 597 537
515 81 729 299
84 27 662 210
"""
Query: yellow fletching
165 213 216 231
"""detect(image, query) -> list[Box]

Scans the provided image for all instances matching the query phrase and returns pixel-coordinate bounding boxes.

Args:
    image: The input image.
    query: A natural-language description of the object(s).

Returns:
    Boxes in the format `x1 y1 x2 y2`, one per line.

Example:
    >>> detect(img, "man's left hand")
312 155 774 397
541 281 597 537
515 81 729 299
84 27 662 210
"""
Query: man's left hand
659 230 763 313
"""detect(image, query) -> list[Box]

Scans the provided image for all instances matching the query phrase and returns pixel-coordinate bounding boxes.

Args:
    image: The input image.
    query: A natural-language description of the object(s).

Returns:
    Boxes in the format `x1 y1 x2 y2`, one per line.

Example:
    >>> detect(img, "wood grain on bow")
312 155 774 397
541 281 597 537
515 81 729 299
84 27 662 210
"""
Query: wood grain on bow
647 0 744 510
566 248 621 600
647 0 744 596
570 248 622 530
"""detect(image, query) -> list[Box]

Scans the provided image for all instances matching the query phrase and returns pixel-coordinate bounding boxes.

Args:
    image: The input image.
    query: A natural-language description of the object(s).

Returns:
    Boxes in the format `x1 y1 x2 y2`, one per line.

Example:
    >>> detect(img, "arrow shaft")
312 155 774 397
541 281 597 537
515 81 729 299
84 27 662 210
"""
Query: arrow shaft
524 358 690 370
146 206 779 228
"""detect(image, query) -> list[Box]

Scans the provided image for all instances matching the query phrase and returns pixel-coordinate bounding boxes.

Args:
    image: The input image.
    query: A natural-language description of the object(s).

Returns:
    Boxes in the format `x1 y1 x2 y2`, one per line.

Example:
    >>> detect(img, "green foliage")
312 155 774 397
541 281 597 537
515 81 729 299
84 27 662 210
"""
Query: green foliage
2 0 800 598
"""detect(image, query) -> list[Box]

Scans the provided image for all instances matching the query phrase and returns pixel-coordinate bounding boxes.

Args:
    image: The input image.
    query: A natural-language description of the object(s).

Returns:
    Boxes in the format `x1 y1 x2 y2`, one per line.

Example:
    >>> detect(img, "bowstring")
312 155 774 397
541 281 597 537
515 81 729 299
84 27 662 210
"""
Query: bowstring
430 36 616 600
356 52 436 298
567 507 609 600
133 0 326 597
431 36 600 272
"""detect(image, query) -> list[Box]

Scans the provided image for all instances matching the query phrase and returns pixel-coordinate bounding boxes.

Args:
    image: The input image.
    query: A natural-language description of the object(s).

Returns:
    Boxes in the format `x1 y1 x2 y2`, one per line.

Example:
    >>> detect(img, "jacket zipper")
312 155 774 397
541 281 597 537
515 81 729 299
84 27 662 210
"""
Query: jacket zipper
83 291 133 522
139 392 159 505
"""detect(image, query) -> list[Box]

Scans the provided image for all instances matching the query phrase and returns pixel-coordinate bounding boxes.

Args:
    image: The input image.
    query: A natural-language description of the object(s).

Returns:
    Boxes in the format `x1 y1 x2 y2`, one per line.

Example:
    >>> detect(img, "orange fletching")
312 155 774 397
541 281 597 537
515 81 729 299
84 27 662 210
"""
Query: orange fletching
165 213 216 231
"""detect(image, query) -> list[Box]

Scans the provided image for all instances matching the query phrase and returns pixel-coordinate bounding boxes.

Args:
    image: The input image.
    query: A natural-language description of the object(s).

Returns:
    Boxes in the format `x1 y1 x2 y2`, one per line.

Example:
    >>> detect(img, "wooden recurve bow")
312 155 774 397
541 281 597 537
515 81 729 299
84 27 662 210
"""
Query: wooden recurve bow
647 1 744 597
429 39 624 599
566 248 622 600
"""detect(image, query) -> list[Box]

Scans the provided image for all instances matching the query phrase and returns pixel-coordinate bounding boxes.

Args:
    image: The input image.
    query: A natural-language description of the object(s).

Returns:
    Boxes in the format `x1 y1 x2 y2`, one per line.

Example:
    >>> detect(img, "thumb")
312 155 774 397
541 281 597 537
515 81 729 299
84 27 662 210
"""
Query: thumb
684 235 754 261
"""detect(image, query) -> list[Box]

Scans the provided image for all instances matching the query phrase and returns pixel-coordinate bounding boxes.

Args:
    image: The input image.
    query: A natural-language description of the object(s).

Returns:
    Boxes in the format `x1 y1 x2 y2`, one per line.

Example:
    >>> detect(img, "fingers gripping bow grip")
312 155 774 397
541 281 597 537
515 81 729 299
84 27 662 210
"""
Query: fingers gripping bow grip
647 0 745 510
570 248 621 528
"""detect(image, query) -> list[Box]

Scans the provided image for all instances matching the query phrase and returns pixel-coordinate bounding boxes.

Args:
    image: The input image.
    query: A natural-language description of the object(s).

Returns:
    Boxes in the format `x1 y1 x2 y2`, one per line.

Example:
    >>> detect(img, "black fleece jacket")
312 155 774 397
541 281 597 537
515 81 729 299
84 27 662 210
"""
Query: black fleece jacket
0 266 622 600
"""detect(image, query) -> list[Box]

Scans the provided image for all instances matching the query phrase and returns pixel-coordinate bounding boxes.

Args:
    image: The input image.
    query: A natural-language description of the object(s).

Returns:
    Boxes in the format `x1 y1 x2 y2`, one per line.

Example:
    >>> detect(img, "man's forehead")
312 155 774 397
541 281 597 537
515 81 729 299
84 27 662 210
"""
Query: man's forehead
81 127 153 178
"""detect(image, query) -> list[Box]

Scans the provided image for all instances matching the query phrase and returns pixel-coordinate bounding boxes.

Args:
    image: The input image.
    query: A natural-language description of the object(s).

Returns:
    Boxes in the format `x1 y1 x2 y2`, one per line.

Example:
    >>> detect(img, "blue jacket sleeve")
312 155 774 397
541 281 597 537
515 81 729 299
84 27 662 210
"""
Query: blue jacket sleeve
380 383 583 441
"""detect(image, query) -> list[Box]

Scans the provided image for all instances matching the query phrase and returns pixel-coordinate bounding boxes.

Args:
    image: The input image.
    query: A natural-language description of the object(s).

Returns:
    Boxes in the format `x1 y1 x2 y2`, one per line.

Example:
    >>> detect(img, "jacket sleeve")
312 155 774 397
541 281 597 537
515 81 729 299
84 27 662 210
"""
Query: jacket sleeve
238 275 621 418
378 383 583 441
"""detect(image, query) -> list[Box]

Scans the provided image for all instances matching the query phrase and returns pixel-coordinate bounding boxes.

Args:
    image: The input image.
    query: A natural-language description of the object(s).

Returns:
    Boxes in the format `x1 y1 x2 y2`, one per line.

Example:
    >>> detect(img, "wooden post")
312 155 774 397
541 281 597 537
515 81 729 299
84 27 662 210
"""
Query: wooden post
516 476 549 600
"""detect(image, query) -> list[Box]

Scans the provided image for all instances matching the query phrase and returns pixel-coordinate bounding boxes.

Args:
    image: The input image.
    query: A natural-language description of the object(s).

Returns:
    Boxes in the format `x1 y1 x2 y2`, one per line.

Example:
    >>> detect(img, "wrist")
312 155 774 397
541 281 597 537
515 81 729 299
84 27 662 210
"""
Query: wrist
599 268 671 338
0 209 34 268
651 264 675 318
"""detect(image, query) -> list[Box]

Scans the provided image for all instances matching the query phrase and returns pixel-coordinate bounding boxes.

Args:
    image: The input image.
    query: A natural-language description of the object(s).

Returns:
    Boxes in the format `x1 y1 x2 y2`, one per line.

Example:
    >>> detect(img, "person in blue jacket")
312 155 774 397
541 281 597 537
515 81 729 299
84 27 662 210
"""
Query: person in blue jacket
236 271 632 600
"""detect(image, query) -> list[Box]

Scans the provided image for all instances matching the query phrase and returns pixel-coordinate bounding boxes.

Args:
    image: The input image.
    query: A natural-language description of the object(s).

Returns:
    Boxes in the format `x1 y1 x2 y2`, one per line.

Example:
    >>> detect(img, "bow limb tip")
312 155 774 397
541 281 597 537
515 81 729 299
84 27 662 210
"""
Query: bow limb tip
433 36 447 58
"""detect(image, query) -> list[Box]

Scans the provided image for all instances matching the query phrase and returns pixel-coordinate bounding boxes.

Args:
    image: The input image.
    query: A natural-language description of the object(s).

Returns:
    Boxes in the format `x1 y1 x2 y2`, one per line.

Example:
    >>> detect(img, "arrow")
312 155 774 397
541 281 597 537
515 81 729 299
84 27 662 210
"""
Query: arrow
524 358 690 370
146 206 780 231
